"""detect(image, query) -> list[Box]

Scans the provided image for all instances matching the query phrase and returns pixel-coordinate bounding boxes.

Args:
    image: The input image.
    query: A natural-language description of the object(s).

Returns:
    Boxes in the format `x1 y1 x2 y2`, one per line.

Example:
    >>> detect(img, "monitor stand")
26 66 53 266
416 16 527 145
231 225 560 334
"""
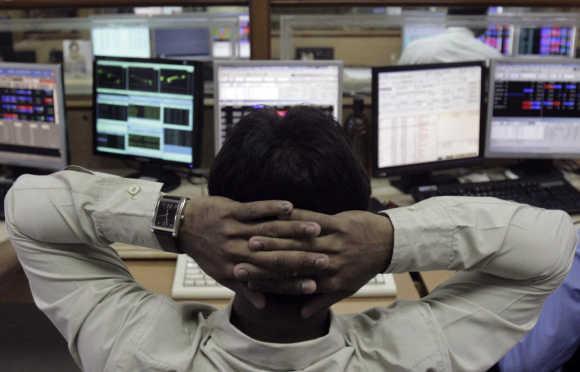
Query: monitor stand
128 162 182 193
390 172 459 194
510 159 561 179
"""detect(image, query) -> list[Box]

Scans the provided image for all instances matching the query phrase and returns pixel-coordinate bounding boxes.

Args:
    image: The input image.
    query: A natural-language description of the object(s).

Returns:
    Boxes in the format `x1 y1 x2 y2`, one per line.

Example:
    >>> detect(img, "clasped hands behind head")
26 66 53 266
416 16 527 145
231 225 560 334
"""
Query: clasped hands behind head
179 106 394 324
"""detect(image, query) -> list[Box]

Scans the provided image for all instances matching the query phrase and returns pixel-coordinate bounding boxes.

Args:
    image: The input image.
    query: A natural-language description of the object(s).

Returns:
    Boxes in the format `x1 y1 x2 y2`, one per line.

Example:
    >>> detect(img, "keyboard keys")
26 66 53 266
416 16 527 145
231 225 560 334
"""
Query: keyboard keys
412 176 580 215
171 255 397 299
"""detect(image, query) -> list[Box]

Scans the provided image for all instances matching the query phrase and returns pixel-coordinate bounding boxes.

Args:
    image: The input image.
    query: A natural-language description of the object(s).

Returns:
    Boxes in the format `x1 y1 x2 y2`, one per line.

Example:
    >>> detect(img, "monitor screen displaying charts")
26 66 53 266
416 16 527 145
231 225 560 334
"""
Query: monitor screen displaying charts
93 57 203 166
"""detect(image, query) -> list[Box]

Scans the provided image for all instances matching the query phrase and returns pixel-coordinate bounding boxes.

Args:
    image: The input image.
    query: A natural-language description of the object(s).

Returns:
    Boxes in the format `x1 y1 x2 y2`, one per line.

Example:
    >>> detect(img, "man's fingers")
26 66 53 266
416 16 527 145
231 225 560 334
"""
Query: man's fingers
228 219 321 239
232 200 293 221
234 261 326 281
247 279 317 295
301 292 348 319
290 209 341 232
247 251 330 275
248 234 335 253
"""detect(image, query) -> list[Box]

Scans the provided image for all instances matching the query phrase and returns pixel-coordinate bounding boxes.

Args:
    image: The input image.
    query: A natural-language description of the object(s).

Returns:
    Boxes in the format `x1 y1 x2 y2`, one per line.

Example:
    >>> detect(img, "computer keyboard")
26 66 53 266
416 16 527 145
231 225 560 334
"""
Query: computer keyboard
0 180 13 221
172 254 397 300
412 176 580 214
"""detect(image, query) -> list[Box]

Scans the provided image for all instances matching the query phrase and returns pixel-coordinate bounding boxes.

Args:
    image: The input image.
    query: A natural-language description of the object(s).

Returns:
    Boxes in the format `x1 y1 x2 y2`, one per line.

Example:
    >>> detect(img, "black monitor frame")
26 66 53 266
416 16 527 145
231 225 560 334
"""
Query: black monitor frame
92 56 204 170
372 61 487 178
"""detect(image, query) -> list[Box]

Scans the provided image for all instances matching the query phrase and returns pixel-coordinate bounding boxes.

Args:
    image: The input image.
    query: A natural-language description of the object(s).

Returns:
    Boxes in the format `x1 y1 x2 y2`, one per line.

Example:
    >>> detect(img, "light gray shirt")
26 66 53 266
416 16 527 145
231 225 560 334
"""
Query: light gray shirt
4 170 577 372
399 27 502 65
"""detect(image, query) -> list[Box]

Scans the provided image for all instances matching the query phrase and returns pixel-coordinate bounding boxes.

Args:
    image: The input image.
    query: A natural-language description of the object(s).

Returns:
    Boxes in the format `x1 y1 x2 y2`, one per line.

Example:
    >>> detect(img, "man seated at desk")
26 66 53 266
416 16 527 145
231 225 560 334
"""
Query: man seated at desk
399 6 502 65
5 107 577 371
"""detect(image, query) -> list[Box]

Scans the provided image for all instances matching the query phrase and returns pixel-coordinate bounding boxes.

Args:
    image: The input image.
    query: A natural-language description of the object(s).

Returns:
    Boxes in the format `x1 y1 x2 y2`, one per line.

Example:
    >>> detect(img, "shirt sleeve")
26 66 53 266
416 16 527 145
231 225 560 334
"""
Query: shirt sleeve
3 170 188 371
499 231 580 372
383 196 578 371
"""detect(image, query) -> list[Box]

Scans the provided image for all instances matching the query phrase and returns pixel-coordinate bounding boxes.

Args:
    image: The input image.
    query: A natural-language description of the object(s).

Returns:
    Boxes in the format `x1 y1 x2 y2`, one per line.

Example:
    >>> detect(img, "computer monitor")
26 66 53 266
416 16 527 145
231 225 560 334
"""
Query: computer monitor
153 28 211 59
0 62 68 170
93 57 203 188
92 25 151 58
402 24 446 48
212 14 251 59
372 62 485 181
486 58 580 159
479 25 514 55
213 60 343 152
517 27 576 57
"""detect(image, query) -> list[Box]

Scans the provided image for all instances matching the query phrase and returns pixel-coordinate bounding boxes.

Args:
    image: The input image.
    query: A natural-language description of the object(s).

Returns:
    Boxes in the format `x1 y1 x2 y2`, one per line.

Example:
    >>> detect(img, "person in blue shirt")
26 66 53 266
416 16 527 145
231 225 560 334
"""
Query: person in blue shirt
499 228 580 371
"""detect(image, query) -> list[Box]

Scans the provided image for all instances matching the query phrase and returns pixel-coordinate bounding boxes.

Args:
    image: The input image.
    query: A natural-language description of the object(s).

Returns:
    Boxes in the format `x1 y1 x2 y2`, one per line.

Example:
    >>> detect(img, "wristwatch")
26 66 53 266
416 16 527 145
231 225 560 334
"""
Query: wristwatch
151 195 189 253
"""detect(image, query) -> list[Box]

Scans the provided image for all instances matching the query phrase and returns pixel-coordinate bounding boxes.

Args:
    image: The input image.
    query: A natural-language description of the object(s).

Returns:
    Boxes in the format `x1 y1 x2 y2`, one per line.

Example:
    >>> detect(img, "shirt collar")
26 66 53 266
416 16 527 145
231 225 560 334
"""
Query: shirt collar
206 305 346 370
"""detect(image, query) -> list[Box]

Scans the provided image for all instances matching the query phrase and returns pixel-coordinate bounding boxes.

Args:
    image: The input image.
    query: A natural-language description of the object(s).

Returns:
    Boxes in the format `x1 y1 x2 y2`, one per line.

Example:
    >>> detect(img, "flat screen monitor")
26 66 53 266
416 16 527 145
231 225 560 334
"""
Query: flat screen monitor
479 25 514 55
153 28 211 58
212 15 250 59
214 60 343 152
93 57 203 167
517 27 576 57
402 24 446 48
373 62 485 175
0 62 68 170
92 25 151 58
486 58 580 158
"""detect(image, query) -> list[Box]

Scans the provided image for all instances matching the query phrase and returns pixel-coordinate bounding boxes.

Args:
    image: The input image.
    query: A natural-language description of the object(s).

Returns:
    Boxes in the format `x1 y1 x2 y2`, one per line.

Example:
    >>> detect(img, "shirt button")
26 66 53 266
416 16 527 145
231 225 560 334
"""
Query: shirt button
127 185 141 197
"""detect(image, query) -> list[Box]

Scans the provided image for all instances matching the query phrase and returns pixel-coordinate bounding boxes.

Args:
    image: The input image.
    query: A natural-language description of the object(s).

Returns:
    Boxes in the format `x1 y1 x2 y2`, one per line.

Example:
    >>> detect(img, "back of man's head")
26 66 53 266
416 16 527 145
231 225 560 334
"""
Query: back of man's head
209 106 370 214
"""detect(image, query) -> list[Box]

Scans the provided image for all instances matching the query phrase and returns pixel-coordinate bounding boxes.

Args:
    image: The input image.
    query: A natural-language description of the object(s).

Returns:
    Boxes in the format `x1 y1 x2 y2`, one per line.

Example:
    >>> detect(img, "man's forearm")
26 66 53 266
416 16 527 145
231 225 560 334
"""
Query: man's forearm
6 170 163 251
385 196 577 283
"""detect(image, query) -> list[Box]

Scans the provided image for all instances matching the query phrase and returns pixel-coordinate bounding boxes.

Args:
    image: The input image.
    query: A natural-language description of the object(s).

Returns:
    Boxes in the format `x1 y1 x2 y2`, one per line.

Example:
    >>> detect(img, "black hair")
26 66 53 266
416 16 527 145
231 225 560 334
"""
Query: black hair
209 106 370 215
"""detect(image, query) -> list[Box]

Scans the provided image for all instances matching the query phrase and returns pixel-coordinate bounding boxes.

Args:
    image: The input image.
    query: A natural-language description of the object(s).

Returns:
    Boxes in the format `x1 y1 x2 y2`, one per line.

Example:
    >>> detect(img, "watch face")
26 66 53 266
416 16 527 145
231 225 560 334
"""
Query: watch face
155 200 179 229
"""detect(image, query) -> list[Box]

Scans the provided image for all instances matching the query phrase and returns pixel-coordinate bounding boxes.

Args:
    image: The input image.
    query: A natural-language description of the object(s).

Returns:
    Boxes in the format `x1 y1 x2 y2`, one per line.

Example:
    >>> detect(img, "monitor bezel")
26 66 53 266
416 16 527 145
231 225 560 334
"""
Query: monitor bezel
486 57 580 159
92 56 204 169
372 61 487 177
213 59 344 154
0 62 69 171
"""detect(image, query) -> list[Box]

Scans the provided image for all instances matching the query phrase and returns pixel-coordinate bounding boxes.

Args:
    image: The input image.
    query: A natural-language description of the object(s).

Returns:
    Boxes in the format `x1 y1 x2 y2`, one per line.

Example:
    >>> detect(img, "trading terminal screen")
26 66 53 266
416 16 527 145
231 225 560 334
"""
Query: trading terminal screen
153 28 211 58
402 24 446 48
214 62 342 151
92 26 151 58
376 65 482 169
0 63 67 169
488 60 580 157
94 58 198 164
479 25 513 55
517 27 575 57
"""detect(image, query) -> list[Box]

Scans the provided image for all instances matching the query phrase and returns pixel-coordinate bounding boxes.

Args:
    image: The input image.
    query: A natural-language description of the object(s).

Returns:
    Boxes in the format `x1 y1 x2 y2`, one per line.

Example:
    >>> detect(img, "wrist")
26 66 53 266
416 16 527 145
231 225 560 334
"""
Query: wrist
177 202 193 254
151 195 190 253
376 212 394 273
